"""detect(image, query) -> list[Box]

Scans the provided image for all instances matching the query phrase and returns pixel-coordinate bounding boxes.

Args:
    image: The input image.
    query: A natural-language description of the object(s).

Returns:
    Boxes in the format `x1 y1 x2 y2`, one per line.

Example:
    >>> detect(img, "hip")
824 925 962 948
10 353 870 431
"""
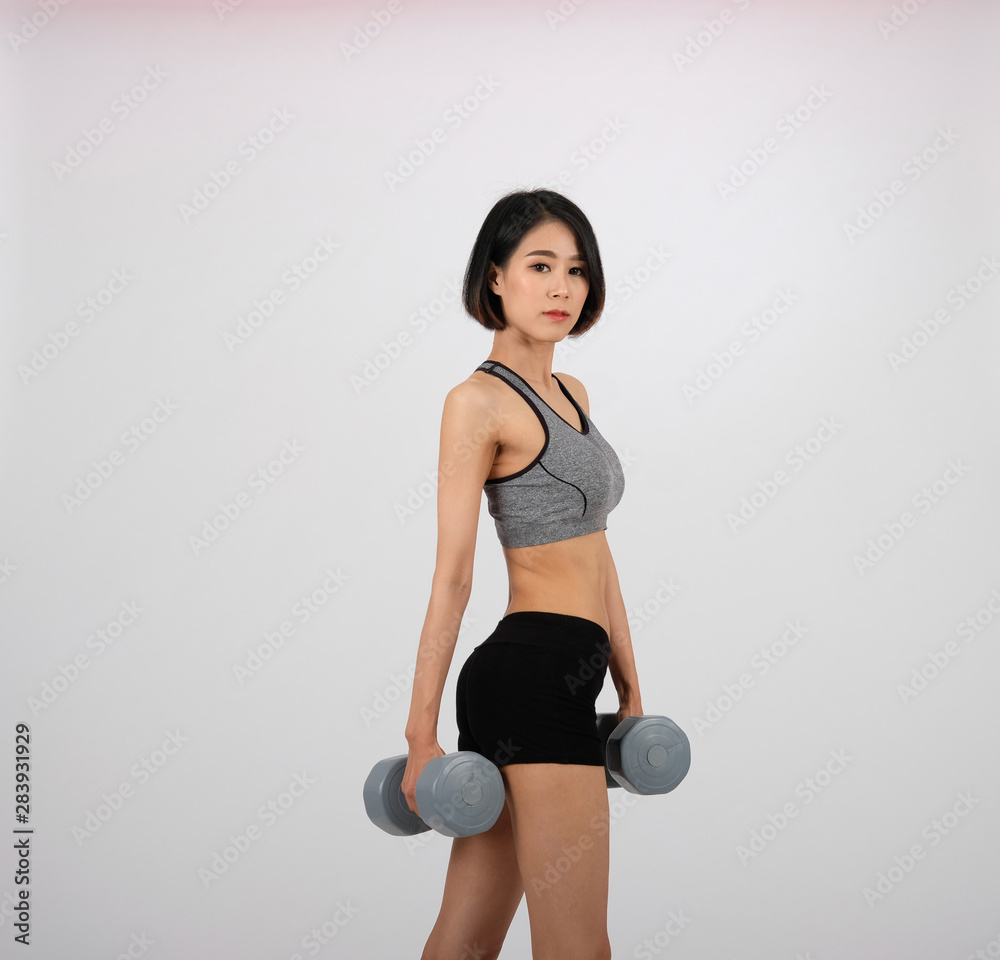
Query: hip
461 610 612 701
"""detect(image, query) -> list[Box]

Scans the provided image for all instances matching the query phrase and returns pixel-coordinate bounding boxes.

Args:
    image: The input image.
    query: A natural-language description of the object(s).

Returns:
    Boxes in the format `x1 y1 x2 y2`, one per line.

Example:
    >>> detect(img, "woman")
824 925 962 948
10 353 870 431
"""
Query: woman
402 189 643 960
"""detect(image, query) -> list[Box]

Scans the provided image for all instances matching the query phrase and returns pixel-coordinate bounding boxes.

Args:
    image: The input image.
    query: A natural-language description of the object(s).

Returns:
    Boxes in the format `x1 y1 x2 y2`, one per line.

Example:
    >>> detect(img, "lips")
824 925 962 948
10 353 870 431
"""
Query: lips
545 311 569 318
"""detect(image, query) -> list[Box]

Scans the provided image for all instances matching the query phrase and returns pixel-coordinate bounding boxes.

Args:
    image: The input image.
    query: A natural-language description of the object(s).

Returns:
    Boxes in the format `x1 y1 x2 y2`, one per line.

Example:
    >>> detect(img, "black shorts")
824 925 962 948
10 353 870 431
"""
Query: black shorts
456 610 611 767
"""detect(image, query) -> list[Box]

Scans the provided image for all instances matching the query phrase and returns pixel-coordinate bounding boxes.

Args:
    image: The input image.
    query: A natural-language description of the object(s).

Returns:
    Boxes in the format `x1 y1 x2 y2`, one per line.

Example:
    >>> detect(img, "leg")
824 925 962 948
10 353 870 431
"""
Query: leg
420 796 524 960
502 763 612 960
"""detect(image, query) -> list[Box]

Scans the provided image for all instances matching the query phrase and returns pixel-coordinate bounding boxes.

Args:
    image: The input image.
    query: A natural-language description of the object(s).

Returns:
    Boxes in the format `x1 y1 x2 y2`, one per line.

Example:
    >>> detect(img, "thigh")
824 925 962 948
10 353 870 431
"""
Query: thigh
502 763 612 960
420 798 524 960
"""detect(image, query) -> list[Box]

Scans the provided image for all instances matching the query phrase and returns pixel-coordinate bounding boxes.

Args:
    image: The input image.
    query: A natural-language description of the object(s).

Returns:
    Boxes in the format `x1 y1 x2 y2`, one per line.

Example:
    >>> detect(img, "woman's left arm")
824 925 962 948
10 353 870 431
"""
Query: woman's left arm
559 371 646 721
603 536 644 722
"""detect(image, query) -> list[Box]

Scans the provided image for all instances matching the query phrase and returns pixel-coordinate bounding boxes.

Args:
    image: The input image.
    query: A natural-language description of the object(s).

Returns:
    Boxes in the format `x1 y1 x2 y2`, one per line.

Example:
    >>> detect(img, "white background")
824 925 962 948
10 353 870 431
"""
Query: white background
2 1 999 957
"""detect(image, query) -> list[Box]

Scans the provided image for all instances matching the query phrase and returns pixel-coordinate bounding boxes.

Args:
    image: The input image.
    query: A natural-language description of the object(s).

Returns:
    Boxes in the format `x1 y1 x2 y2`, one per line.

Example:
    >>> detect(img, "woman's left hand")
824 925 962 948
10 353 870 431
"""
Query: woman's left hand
615 699 644 725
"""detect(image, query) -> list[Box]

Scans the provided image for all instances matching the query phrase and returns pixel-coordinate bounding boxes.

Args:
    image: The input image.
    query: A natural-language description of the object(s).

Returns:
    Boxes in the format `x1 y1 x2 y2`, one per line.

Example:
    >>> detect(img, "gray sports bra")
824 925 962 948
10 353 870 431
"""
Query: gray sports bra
477 360 625 549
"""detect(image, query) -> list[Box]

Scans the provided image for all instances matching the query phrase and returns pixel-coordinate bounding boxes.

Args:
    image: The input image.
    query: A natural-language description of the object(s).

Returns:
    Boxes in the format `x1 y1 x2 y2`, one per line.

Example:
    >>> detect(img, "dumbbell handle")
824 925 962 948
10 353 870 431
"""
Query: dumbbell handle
596 713 626 788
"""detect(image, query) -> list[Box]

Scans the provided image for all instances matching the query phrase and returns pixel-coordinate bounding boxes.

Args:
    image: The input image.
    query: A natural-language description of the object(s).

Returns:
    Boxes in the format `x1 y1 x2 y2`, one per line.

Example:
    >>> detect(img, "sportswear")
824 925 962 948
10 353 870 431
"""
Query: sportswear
456 610 610 766
476 360 625 548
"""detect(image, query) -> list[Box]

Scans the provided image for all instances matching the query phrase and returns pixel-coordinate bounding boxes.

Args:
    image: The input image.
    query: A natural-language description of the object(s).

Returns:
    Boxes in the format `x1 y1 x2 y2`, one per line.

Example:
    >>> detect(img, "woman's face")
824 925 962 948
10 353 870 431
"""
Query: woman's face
488 219 589 341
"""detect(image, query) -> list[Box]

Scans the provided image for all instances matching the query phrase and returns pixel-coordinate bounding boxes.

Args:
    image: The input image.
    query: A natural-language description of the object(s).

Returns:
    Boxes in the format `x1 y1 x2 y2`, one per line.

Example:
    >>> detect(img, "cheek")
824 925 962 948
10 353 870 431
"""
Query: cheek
512 273 541 297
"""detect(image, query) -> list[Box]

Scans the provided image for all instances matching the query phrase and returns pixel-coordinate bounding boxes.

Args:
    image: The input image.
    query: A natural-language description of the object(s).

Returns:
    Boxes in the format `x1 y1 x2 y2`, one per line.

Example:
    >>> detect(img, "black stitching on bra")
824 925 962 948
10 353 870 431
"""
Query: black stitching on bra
537 461 588 517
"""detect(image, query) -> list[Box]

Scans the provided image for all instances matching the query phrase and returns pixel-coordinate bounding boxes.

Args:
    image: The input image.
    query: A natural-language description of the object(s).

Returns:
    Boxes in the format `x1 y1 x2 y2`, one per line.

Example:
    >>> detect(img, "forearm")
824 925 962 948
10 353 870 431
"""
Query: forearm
607 623 641 707
404 577 471 743
604 547 642 707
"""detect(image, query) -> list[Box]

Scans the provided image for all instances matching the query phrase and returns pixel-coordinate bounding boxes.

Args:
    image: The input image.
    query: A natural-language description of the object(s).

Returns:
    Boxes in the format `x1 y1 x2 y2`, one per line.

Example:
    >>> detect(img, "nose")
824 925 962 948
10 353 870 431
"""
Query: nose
549 269 571 298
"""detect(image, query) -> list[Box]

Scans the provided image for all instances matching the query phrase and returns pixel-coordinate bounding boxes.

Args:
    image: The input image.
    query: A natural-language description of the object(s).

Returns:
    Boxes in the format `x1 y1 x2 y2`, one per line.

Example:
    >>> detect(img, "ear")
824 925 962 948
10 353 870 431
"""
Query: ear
487 261 502 294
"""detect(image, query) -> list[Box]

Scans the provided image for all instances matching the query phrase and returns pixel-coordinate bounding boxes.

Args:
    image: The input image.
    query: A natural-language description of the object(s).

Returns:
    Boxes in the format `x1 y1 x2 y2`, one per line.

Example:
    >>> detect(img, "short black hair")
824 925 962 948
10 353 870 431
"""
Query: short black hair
462 189 605 338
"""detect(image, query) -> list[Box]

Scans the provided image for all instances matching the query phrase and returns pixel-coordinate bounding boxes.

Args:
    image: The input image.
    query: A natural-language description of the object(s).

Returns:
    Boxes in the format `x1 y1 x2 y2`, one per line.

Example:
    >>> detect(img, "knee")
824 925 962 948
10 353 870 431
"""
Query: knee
469 942 503 960
421 939 503 960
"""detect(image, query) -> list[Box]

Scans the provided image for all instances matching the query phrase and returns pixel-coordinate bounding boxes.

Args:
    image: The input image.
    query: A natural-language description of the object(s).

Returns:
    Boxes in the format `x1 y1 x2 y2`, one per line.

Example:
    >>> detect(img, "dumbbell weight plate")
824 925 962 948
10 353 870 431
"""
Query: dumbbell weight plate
363 755 431 836
606 716 691 795
414 751 504 838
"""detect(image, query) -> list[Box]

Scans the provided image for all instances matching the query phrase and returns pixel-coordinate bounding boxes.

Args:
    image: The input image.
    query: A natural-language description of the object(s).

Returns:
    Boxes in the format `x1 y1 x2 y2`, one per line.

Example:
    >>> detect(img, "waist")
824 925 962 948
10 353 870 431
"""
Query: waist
481 610 610 650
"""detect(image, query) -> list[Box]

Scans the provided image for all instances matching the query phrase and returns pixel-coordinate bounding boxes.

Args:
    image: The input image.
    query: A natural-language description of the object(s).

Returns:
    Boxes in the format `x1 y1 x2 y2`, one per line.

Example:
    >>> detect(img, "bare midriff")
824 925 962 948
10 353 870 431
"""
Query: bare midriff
474 366 612 636
501 529 611 637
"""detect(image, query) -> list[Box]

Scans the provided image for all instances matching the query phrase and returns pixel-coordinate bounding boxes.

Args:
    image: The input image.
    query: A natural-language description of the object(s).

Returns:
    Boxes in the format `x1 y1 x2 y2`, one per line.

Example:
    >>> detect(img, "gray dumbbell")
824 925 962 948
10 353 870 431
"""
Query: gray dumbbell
363 751 505 838
596 713 691 795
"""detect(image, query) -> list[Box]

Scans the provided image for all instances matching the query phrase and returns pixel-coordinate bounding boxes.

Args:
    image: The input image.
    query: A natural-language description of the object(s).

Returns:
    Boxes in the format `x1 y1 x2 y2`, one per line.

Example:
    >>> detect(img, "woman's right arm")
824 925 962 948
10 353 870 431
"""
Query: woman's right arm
401 379 501 817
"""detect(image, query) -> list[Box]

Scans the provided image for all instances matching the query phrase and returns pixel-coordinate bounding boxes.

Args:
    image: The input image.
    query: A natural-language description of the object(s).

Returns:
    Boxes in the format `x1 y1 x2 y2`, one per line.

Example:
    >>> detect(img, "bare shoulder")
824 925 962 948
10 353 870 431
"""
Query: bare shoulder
450 369 501 410
554 371 591 418
441 370 505 437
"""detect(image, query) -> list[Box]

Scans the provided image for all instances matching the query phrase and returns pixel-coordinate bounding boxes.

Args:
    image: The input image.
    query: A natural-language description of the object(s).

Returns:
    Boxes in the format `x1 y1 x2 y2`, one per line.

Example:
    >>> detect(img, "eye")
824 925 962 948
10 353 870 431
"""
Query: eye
530 262 588 276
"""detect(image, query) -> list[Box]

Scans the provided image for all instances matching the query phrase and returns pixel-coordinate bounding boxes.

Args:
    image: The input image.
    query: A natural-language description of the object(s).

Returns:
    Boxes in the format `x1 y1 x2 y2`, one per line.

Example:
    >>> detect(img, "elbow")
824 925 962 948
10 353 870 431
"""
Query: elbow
432 567 474 597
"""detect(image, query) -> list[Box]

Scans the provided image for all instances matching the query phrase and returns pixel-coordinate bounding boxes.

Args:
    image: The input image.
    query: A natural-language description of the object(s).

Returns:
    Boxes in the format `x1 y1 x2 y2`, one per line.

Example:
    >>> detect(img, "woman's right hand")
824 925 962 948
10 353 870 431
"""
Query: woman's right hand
401 737 445 820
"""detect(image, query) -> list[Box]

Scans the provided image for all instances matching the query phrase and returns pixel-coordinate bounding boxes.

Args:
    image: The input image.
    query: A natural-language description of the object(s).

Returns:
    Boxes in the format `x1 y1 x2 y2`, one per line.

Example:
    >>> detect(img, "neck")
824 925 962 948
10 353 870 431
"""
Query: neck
486 342 557 388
